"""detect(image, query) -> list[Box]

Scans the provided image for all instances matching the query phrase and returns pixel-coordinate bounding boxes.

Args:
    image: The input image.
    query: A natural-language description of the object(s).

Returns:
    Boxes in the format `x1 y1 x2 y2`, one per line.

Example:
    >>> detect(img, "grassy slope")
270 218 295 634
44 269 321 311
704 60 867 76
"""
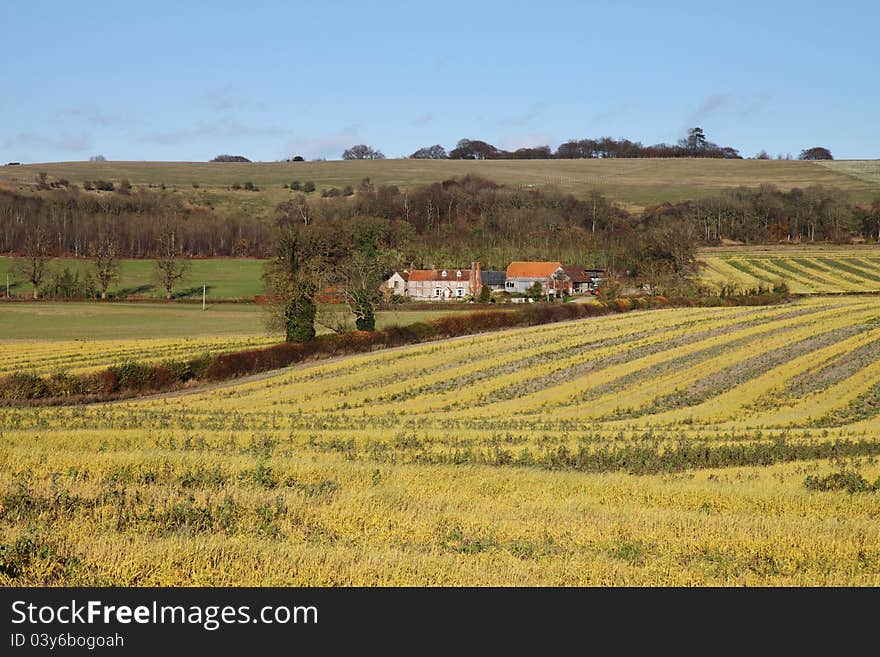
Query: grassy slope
1 158 877 216
0 302 456 341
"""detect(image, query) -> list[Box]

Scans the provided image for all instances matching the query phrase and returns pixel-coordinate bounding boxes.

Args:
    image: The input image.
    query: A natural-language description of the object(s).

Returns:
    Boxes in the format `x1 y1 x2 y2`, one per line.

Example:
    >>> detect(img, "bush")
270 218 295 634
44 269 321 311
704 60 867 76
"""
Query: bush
47 371 87 397
0 373 51 400
109 361 153 390
303 181 316 193
804 469 875 493
290 180 302 191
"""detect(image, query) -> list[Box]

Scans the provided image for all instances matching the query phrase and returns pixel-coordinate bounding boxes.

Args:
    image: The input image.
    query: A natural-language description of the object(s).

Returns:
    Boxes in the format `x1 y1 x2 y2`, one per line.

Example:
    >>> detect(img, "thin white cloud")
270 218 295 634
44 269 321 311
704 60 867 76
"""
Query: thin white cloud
206 90 268 112
688 94 731 127
3 131 91 152
56 106 119 127
413 113 434 126
738 91 774 117
685 91 775 132
503 102 547 127
144 119 285 145
591 104 629 125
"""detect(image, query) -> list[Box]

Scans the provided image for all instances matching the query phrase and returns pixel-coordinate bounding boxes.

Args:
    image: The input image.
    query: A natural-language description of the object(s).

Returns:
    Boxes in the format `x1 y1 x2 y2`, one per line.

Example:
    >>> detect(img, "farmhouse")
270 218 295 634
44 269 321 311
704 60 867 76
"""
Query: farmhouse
404 262 482 300
383 271 408 297
480 269 506 291
505 261 571 297
563 265 606 294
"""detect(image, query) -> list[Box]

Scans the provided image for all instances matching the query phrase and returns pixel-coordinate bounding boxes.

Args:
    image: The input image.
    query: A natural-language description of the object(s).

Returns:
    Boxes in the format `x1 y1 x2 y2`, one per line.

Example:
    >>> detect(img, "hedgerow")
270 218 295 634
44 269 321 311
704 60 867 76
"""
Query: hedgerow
0 292 788 404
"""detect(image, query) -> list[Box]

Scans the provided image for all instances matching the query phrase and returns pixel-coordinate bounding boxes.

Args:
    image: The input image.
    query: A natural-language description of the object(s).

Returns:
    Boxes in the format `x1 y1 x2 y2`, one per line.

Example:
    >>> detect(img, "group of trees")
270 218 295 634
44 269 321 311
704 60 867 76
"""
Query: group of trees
342 145 385 160
755 147 833 161
264 213 407 340
644 186 880 244
403 128 743 160
10 221 190 300
349 130 833 162
0 186 271 259
210 155 251 163
798 147 834 160
211 136 832 164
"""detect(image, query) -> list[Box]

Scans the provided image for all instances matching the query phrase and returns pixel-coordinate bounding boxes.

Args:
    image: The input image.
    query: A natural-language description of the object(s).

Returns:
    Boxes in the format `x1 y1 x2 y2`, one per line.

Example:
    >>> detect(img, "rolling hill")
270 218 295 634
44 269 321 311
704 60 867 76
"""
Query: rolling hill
1 158 878 216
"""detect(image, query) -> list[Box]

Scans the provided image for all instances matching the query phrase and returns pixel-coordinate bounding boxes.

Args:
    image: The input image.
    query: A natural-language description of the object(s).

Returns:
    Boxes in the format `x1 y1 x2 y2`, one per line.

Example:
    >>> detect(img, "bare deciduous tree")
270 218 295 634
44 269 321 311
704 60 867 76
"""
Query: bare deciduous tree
90 235 120 299
16 223 52 299
154 221 189 300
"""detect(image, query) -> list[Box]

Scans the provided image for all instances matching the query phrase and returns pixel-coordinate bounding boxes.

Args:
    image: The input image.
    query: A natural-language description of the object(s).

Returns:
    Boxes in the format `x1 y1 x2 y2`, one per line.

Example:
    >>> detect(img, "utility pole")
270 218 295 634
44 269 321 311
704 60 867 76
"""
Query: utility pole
202 284 206 311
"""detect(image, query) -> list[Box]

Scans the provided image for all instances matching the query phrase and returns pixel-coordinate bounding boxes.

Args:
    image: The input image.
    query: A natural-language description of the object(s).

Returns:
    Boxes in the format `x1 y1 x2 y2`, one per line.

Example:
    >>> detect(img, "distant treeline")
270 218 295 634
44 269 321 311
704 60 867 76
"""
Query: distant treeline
2 176 878 270
0 187 270 258
285 176 880 271
435 131 742 160
645 186 880 244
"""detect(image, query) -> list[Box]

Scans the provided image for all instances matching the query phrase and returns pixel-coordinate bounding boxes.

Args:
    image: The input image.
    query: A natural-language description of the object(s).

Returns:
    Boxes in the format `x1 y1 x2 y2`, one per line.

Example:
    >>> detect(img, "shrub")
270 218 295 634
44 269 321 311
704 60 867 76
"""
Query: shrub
47 370 87 397
303 181 316 193
290 180 302 191
109 361 153 390
804 469 875 493
0 373 51 400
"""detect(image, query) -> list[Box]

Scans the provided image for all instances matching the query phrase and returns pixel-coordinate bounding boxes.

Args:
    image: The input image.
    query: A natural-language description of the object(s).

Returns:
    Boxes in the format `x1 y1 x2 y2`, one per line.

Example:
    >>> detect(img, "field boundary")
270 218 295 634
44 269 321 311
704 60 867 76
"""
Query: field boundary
0 293 788 406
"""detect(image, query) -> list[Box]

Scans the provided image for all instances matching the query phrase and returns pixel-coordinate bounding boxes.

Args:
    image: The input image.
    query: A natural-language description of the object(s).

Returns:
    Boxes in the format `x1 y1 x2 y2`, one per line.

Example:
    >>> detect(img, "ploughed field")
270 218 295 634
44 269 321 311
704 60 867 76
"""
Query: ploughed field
700 245 880 294
2 296 880 585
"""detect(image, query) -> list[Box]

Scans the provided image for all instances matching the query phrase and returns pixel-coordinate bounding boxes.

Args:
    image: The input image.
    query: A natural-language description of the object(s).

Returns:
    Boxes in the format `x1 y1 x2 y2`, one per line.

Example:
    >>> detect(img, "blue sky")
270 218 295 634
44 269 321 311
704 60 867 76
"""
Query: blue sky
2 0 877 162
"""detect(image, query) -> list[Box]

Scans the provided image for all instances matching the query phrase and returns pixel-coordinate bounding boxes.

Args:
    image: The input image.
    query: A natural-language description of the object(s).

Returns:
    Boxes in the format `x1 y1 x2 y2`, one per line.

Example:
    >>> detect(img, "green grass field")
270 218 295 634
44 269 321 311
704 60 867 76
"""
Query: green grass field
6 243 880 302
0 302 457 341
0 257 265 299
2 158 877 215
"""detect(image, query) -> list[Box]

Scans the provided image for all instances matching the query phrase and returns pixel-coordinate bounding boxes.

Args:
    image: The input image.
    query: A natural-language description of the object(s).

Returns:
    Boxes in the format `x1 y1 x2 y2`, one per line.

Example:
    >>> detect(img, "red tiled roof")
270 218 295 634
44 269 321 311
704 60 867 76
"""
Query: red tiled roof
407 269 471 282
505 261 563 278
562 265 590 283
